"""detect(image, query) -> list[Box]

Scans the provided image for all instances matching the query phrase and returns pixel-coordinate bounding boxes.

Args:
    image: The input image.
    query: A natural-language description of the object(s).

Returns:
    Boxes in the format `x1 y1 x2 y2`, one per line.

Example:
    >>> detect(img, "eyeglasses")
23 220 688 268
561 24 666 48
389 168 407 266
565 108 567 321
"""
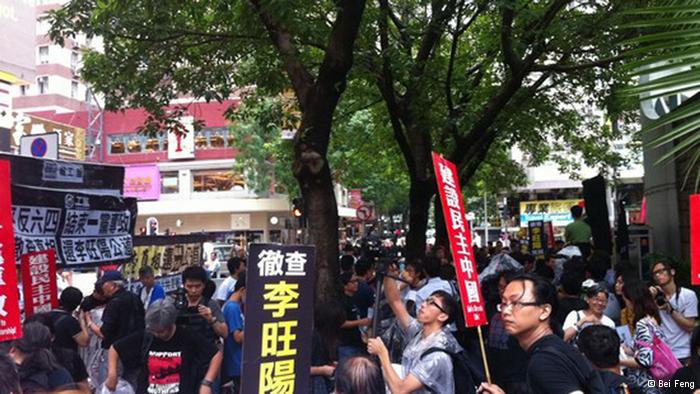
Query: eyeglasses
652 269 669 277
590 298 608 305
497 301 542 312
424 297 447 314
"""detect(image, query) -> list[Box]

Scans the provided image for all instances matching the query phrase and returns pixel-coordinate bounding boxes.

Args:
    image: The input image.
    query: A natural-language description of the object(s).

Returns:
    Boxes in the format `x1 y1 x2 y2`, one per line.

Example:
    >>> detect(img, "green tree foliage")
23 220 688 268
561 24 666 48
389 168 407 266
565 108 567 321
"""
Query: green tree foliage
354 0 643 256
47 0 368 303
622 1 700 190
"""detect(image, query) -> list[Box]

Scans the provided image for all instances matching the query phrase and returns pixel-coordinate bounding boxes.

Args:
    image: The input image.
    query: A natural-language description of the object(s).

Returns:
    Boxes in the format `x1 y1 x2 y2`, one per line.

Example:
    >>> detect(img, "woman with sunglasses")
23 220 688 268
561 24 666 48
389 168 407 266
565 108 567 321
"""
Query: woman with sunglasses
562 283 615 343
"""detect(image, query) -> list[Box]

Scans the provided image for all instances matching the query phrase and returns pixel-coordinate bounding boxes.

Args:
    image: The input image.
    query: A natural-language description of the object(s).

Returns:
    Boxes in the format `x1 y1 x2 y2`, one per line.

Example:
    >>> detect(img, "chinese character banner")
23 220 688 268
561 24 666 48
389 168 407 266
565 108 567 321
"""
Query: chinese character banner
0 161 23 341
432 152 487 327
21 249 58 317
528 220 547 258
242 243 316 394
11 184 137 267
691 195 699 285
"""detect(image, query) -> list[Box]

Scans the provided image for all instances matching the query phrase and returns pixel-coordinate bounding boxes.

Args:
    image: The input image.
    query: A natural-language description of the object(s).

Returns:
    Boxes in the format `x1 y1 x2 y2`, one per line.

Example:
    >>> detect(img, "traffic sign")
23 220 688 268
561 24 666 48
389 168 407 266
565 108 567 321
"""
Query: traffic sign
20 132 59 159
356 205 372 221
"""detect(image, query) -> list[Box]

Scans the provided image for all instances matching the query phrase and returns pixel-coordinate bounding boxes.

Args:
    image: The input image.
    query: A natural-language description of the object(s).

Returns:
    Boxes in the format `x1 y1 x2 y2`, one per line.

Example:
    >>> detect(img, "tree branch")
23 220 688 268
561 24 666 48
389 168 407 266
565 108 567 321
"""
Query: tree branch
531 54 624 72
457 72 551 186
248 0 314 108
500 3 521 73
378 0 416 175
410 0 455 80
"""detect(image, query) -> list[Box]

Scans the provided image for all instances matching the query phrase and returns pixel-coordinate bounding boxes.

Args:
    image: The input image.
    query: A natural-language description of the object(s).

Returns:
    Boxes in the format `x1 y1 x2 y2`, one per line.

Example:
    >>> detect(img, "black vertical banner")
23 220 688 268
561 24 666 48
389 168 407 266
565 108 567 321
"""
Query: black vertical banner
528 220 546 259
241 243 316 394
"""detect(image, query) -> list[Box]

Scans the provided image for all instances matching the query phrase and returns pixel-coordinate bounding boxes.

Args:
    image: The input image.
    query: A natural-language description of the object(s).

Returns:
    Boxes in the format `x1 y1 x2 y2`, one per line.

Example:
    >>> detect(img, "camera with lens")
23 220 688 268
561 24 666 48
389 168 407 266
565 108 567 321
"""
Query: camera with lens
174 287 188 311
655 291 667 307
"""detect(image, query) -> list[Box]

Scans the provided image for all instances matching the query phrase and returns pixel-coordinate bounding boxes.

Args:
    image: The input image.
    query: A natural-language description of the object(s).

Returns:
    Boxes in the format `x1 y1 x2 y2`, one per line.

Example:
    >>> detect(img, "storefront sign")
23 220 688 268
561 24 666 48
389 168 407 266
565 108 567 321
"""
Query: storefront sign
241 243 315 394
123 165 161 201
432 152 486 327
12 185 137 267
691 195 700 285
167 117 195 160
520 199 582 227
528 220 547 259
21 249 58 317
0 161 23 341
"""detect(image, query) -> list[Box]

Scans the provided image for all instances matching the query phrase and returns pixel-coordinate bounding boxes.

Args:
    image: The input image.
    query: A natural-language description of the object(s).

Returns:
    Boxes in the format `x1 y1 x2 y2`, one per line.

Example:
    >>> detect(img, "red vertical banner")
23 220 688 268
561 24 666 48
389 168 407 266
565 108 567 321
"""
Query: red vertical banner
691 195 700 285
21 249 58 317
544 221 555 250
0 160 23 341
432 152 487 327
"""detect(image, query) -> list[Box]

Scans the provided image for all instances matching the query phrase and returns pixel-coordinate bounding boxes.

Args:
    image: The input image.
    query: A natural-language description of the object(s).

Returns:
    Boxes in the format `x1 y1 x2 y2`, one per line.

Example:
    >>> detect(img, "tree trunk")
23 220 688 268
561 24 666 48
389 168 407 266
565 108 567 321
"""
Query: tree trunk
405 178 434 261
295 150 339 305
433 196 450 253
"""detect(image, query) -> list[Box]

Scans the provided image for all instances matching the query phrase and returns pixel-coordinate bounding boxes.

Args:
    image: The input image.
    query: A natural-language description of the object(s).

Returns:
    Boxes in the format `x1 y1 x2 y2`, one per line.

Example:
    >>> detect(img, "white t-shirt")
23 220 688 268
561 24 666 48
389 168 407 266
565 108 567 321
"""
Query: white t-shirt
659 287 698 359
215 276 238 302
562 309 615 340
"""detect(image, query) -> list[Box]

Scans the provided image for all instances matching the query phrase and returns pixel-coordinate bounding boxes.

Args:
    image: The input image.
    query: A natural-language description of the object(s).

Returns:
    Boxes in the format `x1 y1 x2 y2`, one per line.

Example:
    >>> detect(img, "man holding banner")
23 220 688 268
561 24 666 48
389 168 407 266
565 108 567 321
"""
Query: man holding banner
367 264 461 394
478 274 604 394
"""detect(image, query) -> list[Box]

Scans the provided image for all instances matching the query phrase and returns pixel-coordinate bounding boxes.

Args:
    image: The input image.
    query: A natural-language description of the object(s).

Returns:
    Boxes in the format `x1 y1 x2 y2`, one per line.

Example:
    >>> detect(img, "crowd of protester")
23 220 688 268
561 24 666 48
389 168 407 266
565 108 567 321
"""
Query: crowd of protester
1 208 700 394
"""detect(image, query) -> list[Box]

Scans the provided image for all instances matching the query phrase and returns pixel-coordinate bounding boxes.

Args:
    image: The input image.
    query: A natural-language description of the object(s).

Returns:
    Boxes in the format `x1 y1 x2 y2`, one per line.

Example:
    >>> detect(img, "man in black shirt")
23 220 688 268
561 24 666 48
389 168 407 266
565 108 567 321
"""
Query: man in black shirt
107 299 222 394
479 273 604 394
176 266 228 343
89 270 145 349
47 287 90 391
338 271 371 360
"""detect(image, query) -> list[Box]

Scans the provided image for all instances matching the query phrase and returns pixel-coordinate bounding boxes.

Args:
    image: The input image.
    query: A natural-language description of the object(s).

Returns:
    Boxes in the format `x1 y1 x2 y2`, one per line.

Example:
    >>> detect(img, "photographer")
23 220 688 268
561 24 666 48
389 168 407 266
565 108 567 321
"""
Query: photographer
176 265 228 343
649 261 698 363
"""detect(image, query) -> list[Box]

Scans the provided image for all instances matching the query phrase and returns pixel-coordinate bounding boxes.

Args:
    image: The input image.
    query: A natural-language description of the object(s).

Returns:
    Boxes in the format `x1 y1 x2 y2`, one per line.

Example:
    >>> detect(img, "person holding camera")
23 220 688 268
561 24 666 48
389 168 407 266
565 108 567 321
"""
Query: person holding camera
176 265 228 344
649 261 698 364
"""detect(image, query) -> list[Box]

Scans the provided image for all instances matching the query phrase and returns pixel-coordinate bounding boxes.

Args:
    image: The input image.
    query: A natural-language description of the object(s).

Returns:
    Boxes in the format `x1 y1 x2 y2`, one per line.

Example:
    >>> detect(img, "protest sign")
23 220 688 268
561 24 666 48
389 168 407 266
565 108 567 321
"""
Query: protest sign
122 235 210 280
528 220 547 259
432 152 486 327
241 243 315 394
0 153 124 195
691 195 699 285
21 249 58 316
11 184 137 267
544 221 555 250
0 161 23 341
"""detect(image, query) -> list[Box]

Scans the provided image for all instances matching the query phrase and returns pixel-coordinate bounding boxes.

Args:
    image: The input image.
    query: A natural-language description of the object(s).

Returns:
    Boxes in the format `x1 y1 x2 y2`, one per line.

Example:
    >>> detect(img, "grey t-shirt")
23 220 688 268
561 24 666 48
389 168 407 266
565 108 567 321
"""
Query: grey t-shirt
400 317 462 394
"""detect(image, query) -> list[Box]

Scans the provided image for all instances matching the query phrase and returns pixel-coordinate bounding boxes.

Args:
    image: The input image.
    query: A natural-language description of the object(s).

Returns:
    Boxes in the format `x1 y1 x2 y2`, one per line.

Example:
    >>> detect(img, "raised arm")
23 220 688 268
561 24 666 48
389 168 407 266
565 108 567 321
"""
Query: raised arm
383 266 411 331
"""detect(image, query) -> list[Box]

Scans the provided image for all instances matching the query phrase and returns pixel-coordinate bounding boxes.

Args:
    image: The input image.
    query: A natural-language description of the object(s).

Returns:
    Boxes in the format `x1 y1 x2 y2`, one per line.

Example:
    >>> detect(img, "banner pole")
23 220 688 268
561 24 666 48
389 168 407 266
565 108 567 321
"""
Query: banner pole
477 325 492 384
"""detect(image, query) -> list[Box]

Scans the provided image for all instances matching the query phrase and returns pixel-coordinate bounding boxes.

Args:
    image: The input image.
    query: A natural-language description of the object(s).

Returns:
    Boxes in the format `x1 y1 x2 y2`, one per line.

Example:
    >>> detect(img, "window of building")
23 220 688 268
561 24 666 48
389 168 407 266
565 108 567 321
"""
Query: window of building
144 135 160 152
71 81 79 98
109 136 126 154
194 128 231 149
20 85 28 96
161 172 179 194
71 50 79 71
38 46 49 64
126 135 143 153
192 169 245 192
37 76 49 94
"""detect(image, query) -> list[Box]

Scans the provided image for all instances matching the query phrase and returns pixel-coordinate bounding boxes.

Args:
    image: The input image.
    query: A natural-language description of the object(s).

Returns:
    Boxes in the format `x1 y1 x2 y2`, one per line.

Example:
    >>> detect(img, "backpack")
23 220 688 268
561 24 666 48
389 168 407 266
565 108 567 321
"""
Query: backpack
420 347 484 394
635 324 682 380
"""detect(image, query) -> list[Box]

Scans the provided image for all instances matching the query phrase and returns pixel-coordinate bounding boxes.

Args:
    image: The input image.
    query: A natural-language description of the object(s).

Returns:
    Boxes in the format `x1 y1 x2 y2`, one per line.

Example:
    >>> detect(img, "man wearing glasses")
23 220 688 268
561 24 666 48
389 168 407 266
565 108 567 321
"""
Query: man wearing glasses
479 273 604 394
367 265 461 394
649 261 698 364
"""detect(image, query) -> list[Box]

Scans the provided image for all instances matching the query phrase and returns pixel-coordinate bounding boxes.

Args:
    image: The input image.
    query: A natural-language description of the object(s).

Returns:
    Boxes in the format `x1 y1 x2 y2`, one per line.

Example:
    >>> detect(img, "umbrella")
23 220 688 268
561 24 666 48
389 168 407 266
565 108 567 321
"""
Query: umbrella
478 252 524 283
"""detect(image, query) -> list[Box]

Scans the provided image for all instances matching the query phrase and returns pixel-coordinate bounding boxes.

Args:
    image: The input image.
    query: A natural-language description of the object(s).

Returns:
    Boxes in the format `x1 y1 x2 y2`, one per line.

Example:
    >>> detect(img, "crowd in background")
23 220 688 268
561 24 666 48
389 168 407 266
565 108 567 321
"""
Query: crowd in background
1 207 699 394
